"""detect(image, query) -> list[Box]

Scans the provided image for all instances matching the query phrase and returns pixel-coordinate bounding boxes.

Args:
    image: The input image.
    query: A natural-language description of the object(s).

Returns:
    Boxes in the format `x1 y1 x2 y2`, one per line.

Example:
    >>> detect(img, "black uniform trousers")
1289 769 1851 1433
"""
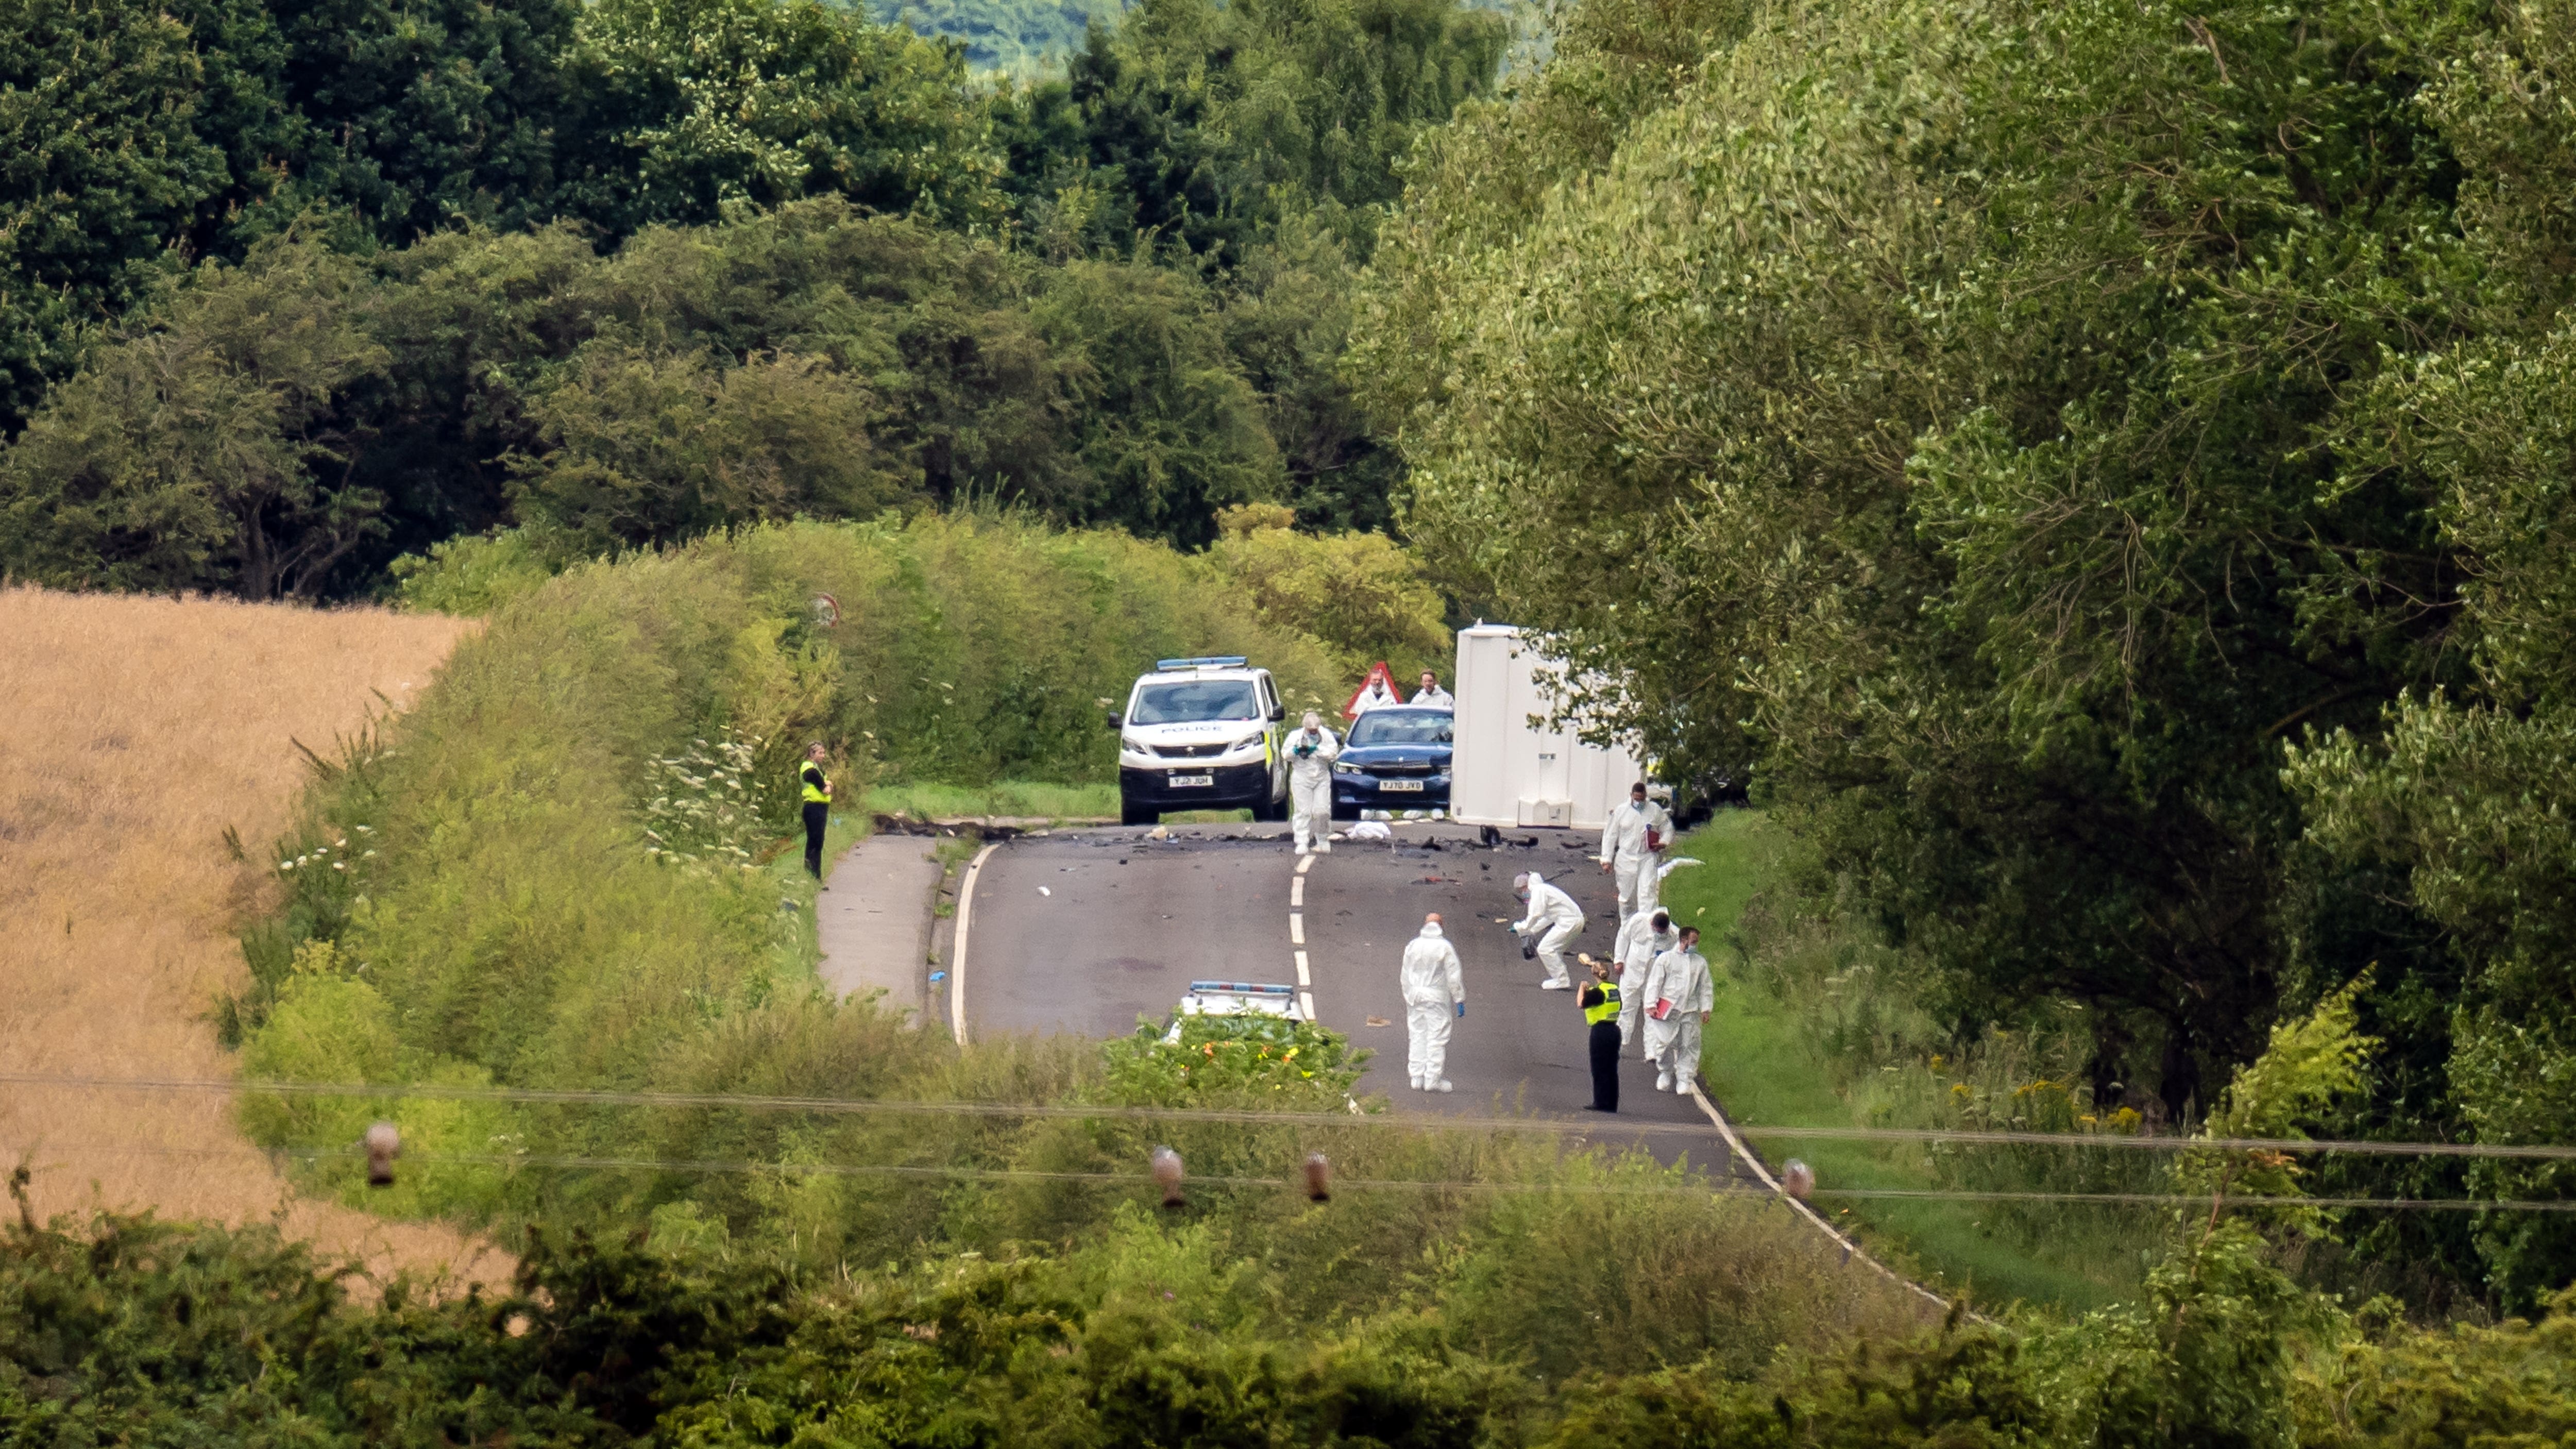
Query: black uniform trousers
1588 1020 1622 1112
803 802 829 878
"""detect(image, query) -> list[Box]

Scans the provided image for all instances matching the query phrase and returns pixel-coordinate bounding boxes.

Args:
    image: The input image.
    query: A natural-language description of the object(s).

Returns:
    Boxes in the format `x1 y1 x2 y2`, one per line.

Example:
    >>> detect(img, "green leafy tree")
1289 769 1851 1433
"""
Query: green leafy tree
0 0 297 430
1015 0 1509 263
261 0 578 241
555 0 1008 238
1030 254 1281 545
2275 0 2576 1304
513 343 907 550
0 232 389 597
1205 502 1449 679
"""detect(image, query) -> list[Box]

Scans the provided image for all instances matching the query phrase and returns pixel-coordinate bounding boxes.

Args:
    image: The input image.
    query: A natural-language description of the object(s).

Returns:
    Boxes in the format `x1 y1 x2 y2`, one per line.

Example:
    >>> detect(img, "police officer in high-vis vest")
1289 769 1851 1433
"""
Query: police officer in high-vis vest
800 743 832 882
1579 956 1624 1113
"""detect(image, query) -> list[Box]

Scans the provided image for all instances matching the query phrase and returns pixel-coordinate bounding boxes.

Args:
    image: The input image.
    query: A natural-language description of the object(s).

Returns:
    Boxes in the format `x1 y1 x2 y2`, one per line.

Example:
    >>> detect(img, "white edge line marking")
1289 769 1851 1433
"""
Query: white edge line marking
1299 991 1317 1019
1294 950 1311 986
950 842 1001 1047
1290 914 1304 945
1684 1080 1965 1322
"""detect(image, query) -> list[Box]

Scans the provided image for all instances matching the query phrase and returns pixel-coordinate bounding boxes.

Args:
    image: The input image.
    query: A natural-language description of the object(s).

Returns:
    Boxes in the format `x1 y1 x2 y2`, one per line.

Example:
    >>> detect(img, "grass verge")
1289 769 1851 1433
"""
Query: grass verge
1657 811 2153 1313
865 779 1117 821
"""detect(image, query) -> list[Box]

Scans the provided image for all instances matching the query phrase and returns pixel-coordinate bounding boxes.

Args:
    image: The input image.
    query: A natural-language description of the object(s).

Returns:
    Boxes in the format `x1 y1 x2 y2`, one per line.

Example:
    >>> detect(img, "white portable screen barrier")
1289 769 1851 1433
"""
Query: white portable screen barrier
1448 625 1641 831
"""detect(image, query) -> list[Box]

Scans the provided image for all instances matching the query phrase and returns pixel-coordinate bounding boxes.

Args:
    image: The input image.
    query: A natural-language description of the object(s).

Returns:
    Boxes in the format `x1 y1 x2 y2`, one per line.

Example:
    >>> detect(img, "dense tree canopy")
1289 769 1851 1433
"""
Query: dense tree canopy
0 0 1505 587
1359 0 2576 1301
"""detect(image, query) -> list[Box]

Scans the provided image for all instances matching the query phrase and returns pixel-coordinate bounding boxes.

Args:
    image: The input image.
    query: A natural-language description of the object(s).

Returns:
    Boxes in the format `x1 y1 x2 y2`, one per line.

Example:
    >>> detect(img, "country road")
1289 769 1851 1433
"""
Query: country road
957 821 1723 1146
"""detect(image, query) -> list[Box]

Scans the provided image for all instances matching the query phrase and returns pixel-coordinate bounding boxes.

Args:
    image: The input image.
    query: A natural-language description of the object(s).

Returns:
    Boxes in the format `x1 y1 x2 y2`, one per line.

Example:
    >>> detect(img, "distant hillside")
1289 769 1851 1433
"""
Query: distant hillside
874 0 1127 74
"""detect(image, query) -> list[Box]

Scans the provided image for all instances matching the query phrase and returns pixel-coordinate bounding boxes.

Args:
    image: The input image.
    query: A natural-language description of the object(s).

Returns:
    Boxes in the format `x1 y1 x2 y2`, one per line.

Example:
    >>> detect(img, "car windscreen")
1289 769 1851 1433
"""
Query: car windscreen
1348 710 1453 746
1130 679 1262 724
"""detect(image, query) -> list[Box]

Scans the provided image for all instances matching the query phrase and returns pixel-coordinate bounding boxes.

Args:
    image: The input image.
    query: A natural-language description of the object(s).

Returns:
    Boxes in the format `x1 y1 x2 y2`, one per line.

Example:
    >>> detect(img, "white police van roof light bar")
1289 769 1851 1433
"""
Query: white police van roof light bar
1155 656 1249 670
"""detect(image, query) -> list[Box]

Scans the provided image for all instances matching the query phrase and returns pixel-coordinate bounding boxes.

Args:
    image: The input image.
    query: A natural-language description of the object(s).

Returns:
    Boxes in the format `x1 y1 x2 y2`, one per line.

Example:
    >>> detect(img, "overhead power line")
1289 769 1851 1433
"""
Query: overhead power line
8 1072 2573 1163
20 1139 2576 1214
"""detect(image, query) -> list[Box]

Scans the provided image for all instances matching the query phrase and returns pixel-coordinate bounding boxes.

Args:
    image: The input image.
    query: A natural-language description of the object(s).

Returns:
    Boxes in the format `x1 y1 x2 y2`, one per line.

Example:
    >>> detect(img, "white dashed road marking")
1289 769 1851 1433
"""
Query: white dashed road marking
1292 854 1318 1025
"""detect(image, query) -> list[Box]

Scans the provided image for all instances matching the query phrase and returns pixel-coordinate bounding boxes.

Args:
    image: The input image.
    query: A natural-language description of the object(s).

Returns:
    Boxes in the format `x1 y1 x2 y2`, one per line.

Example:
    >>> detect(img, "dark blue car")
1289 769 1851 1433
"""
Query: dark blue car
1331 707 1453 818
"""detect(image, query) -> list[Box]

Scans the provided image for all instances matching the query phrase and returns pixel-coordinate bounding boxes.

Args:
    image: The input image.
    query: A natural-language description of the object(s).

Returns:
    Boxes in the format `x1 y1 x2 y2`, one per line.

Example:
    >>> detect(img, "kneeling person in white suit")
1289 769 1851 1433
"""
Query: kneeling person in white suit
1638 926 1716 1093
1400 913 1467 1091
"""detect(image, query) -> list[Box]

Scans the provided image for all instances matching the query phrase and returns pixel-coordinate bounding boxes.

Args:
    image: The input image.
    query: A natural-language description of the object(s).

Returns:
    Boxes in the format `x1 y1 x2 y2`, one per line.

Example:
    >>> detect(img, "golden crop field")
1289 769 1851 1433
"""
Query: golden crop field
0 584 498 1279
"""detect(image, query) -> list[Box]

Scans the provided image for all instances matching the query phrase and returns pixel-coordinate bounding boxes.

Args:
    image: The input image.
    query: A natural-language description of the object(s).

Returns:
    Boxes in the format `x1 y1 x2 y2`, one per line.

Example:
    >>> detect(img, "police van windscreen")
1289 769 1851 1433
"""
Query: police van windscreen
1130 679 1263 724
1348 710 1453 746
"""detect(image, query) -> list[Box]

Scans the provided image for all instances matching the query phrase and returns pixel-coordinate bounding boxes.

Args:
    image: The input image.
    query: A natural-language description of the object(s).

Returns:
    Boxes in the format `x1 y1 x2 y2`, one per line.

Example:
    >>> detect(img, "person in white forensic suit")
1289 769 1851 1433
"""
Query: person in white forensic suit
1600 781 1674 922
1638 926 1717 1092
1399 913 1467 1091
1613 906 1678 1051
1350 675 1402 714
1412 671 1454 708
1511 870 1586 990
1286 711 1340 855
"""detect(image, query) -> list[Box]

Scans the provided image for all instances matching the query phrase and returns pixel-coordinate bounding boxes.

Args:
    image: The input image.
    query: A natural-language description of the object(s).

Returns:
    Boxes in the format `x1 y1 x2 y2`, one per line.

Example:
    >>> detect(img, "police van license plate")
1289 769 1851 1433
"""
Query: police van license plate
1380 779 1425 791
1170 773 1214 788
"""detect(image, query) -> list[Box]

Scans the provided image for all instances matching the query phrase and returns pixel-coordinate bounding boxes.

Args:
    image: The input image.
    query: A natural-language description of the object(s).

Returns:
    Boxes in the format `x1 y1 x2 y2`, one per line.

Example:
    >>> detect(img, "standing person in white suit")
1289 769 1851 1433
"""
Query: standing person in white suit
1638 926 1717 1092
1600 782 1673 922
1613 907 1678 1051
1511 871 1586 990
1399 913 1467 1091
1285 711 1339 855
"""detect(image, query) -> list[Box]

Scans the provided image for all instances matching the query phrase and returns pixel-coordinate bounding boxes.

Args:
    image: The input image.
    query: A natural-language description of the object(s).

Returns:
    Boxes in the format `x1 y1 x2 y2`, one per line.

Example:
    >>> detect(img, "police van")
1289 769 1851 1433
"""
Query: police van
1109 656 1290 826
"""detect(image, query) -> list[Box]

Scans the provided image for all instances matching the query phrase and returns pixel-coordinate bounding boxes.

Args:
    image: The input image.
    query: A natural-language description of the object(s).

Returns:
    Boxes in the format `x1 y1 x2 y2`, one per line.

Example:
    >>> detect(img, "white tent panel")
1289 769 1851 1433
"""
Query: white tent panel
1448 625 1640 831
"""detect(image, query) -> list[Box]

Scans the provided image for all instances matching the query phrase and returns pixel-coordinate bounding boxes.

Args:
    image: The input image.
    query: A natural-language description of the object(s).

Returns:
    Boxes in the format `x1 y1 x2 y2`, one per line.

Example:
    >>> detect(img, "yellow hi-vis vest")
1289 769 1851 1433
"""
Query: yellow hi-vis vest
1583 981 1622 1027
800 760 831 804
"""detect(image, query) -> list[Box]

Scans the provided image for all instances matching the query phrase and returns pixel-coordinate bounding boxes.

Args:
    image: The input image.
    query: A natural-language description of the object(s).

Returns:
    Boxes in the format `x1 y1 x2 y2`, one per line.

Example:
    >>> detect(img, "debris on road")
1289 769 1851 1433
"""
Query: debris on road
872 813 1028 842
1038 886 1052 897
1364 1015 1392 1027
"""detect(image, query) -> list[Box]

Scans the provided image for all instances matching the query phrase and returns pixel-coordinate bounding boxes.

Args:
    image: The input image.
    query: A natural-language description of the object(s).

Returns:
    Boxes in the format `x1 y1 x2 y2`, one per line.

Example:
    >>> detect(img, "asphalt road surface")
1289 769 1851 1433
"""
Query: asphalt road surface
961 821 1721 1151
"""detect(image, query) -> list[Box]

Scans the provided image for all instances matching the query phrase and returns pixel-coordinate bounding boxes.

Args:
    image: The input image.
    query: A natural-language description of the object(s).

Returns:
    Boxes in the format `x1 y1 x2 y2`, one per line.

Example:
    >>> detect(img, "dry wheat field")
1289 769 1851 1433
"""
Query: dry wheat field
0 584 498 1279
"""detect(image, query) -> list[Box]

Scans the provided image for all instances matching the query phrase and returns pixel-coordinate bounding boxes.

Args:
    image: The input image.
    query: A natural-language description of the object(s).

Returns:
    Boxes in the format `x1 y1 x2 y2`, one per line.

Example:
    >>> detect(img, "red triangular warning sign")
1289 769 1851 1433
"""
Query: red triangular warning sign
1343 661 1402 718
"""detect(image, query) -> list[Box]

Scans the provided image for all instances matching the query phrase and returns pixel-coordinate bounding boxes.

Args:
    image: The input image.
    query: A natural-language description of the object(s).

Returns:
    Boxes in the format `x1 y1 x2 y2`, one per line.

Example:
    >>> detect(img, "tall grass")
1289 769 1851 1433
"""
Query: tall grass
0 584 495 1279
1660 811 2162 1311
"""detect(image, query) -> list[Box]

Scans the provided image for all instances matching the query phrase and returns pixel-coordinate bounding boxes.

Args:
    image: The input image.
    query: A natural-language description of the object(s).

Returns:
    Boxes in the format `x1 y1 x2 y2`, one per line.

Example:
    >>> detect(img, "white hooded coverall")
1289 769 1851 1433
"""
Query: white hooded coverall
1286 725 1339 853
1602 796 1674 922
1399 921 1467 1087
1515 872 1586 987
1350 681 1400 715
1638 946 1716 1089
1613 911 1678 1049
